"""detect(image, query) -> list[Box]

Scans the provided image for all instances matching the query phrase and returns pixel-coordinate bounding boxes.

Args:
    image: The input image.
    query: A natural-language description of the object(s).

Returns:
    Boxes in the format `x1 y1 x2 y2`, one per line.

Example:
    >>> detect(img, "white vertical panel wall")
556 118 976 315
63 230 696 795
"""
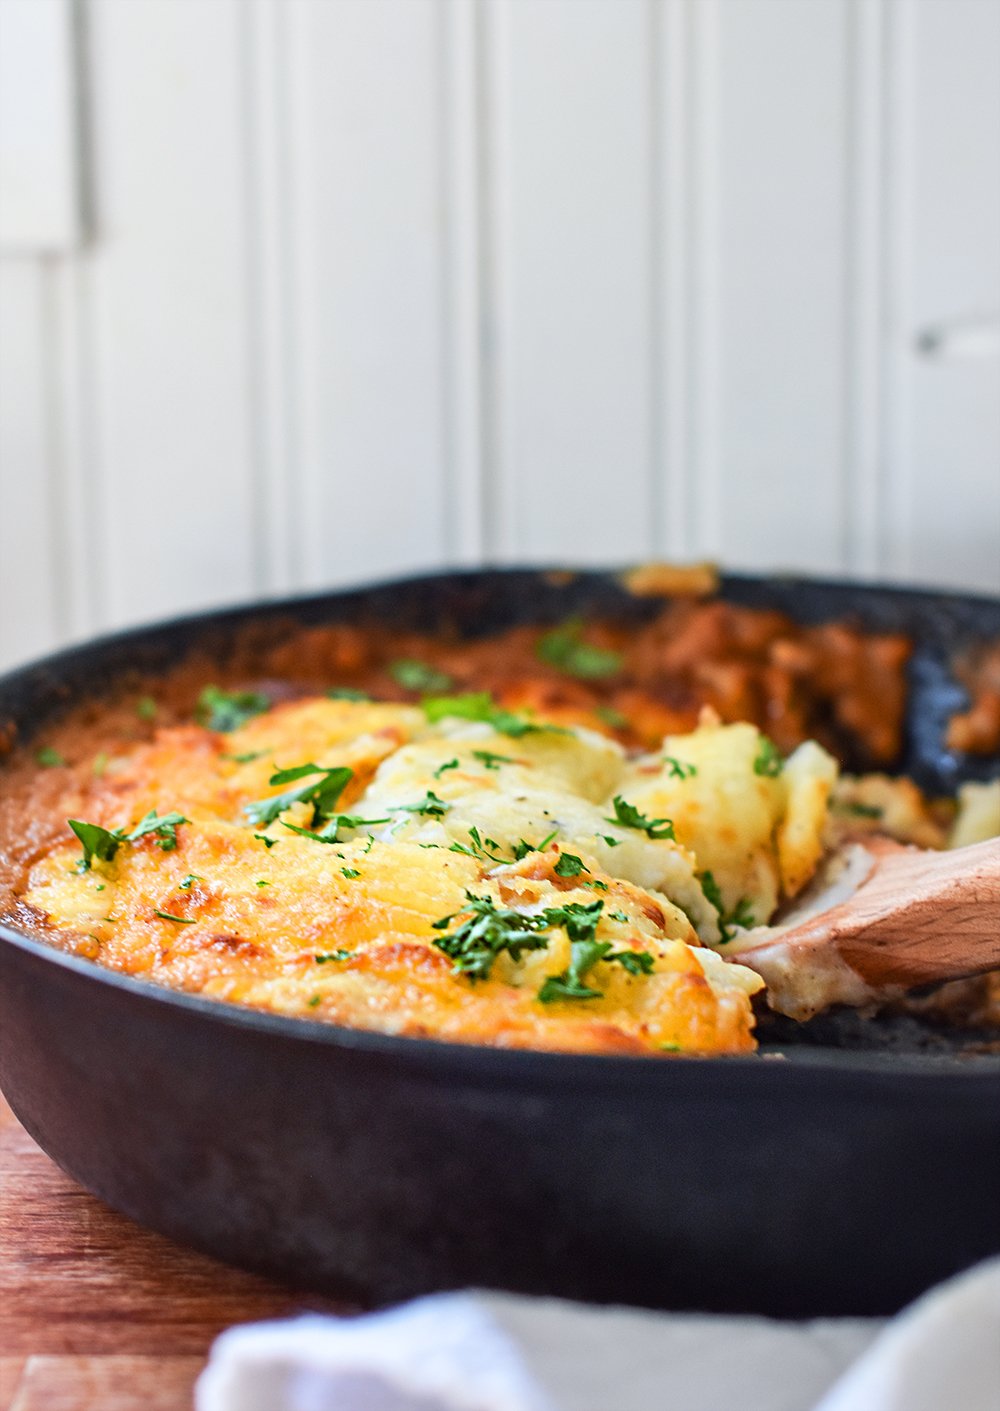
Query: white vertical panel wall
0 0 997 671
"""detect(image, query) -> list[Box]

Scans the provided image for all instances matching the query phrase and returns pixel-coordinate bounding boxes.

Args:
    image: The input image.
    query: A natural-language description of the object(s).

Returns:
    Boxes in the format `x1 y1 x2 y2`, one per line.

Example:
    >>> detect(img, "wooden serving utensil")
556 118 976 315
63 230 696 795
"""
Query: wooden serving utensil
726 837 1000 1020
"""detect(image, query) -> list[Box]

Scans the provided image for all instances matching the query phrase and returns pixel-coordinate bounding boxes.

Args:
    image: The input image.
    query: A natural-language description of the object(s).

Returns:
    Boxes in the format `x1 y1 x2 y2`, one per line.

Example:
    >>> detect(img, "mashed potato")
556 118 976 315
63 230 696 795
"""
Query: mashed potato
20 697 803 1056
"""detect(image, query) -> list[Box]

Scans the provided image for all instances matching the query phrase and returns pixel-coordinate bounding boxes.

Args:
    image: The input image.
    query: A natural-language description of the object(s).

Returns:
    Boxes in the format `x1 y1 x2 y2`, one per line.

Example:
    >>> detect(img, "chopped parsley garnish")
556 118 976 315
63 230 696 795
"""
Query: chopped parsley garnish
179 873 203 890
472 749 516 770
837 800 884 819
536 619 622 680
596 833 621 847
197 685 271 733
92 752 109 778
307 995 322 1007
584 879 609 892
541 898 605 940
256 879 269 887
698 870 755 942
433 758 460 779
245 763 354 828
421 692 566 739
69 809 189 870
223 749 267 764
553 852 588 878
326 686 371 702
537 941 605 1002
389 659 453 693
663 755 697 780
397 790 450 818
449 826 508 865
153 909 195 925
136 696 158 721
595 704 629 728
431 893 552 980
753 734 784 777
431 893 641 997
69 820 124 869
538 938 654 1003
282 812 388 844
254 833 278 848
127 809 189 851
315 949 352 963
35 746 65 767
341 867 360 879
726 897 756 932
511 829 558 861
608 909 630 923
605 796 675 840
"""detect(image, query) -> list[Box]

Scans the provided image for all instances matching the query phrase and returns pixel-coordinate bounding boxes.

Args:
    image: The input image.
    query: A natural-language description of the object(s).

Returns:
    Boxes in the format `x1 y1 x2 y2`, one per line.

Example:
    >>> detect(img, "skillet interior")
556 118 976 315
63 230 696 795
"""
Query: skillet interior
3 566 998 1059
1 566 998 1314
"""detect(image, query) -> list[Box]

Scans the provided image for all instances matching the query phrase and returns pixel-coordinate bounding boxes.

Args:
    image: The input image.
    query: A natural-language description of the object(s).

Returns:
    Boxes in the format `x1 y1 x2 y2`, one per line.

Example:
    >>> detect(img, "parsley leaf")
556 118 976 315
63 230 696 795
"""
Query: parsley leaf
326 687 370 702
315 949 352 963
434 758 459 779
36 746 66 767
663 755 697 780
197 685 271 732
245 763 354 828
136 696 157 721
537 940 607 1002
154 909 195 925
431 893 551 980
282 812 388 844
538 935 653 1002
472 749 516 770
449 827 508 864
421 692 565 739
553 852 588 878
753 735 784 777
605 796 675 840
538 898 605 941
179 873 202 890
397 790 451 818
389 659 453 693
512 829 558 861
127 810 189 852
594 704 629 728
536 619 622 680
69 809 189 870
837 800 884 819
69 819 126 870
341 867 361 879
698 870 756 942
223 749 267 764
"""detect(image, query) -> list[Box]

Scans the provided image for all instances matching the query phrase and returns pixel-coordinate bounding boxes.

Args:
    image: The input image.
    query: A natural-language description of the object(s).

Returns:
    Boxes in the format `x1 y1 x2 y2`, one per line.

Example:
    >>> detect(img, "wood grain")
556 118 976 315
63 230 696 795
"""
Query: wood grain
0 1091 352 1411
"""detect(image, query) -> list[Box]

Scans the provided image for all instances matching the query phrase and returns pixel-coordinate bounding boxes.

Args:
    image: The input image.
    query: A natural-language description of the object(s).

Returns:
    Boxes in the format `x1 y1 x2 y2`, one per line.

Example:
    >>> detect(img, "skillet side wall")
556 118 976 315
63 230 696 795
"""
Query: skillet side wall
1 569 999 1315
2 934 999 1318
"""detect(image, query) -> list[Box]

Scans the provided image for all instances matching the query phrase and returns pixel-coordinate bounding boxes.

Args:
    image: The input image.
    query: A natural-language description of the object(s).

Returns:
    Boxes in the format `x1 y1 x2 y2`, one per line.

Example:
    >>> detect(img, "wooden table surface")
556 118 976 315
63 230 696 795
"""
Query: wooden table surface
0 1092 352 1411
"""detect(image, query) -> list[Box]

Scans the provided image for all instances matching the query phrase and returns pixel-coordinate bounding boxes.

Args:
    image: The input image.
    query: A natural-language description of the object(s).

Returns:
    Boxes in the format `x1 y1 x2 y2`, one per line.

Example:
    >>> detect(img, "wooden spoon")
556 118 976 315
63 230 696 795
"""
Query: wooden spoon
725 837 1000 1021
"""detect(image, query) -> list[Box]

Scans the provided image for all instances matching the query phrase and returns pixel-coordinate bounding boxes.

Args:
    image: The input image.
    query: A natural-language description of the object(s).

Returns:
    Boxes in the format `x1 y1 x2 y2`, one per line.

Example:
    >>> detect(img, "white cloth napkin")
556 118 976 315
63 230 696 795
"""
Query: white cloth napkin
196 1259 1000 1411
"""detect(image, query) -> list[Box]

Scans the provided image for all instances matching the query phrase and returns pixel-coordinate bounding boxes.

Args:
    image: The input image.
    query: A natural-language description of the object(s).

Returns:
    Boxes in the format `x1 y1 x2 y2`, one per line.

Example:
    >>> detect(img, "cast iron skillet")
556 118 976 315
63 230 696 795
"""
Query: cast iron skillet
1 568 998 1318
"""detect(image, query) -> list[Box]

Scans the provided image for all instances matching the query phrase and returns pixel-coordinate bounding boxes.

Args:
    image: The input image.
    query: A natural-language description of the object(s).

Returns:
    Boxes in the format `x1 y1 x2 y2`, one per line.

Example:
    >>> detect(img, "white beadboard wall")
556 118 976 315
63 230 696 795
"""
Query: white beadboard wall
0 0 998 672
